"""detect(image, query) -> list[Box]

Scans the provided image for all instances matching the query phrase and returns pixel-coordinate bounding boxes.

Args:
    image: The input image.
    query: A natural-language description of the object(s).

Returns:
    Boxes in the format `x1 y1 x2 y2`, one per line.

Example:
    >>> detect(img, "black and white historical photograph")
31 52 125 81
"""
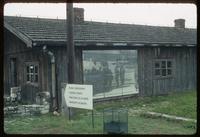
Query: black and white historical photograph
3 2 197 134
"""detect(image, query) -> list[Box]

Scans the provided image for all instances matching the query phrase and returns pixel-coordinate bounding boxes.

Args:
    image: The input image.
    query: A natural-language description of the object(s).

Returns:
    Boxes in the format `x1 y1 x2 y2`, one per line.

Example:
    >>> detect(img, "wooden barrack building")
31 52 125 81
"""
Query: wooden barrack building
4 8 197 110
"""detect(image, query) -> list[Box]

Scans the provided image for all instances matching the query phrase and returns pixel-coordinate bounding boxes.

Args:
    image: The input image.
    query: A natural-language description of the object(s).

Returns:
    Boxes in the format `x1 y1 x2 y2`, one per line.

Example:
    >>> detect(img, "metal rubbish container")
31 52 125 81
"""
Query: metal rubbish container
103 108 128 134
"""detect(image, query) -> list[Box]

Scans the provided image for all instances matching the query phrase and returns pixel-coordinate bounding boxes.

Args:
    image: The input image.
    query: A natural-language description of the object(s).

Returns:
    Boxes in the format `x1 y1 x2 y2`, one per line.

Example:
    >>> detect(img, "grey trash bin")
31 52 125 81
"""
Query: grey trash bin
103 108 128 134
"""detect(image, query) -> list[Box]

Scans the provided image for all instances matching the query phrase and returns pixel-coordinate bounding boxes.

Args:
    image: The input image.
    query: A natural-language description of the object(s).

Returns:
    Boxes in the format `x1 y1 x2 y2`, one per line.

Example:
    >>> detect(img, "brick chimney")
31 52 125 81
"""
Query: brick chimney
73 8 84 23
174 19 185 29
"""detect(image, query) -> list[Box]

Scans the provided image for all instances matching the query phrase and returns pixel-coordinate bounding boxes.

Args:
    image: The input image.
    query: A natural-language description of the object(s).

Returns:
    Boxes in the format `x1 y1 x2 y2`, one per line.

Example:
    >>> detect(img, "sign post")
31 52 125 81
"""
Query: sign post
92 109 94 128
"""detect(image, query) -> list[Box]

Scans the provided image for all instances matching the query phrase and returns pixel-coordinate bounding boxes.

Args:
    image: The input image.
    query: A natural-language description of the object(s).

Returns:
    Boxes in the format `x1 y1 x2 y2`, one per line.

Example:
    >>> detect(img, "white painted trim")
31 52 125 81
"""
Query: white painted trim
113 43 127 46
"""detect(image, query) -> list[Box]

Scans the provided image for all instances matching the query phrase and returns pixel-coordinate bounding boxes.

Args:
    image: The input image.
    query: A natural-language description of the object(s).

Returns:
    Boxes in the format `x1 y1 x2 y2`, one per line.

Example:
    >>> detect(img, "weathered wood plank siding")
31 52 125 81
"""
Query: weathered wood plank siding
137 47 154 96
171 47 196 92
4 28 49 103
153 47 174 95
138 47 196 96
49 47 68 109
50 47 83 109
75 48 83 84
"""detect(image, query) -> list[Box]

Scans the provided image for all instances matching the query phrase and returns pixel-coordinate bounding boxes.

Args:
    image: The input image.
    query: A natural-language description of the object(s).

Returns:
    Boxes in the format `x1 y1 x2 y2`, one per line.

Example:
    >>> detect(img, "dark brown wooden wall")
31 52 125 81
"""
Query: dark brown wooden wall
4 29 49 103
75 48 83 84
49 47 83 109
51 47 68 109
137 47 154 96
138 47 196 96
4 27 83 106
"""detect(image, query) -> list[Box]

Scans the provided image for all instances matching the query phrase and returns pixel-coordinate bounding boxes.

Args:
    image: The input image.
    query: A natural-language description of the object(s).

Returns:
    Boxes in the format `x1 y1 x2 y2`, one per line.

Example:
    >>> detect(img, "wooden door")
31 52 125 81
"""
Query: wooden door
10 58 17 87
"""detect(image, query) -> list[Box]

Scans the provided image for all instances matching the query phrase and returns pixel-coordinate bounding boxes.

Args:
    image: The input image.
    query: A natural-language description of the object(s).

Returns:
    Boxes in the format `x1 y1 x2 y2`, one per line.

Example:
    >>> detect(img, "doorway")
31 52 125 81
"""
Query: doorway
10 58 17 87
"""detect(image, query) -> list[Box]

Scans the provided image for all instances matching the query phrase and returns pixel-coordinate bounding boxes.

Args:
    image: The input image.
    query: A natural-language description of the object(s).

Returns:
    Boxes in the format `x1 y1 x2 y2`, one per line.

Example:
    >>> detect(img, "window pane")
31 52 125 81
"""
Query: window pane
155 62 160 68
30 74 34 82
161 61 166 68
167 69 172 75
155 69 160 76
167 61 172 68
162 69 166 76
30 65 34 73
35 75 38 82
27 74 30 81
26 63 39 83
27 66 29 73
35 66 38 73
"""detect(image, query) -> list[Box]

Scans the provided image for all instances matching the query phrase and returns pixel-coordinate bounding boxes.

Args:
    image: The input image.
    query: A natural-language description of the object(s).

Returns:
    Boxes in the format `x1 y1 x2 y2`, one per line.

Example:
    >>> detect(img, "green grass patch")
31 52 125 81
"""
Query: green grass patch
4 90 197 134
94 90 197 119
4 113 196 134
4 114 104 134
128 115 196 134
150 91 197 119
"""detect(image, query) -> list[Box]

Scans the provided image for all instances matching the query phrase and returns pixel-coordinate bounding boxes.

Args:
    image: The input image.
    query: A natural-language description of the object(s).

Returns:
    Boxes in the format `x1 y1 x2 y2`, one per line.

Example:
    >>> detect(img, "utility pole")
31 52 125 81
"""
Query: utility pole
66 2 75 120
67 3 75 84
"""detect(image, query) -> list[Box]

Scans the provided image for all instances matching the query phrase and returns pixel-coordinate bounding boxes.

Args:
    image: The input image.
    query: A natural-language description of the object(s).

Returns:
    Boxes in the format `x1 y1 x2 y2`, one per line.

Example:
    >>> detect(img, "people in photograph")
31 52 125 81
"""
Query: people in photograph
102 62 111 92
106 67 113 90
115 64 120 87
120 64 125 86
104 66 113 91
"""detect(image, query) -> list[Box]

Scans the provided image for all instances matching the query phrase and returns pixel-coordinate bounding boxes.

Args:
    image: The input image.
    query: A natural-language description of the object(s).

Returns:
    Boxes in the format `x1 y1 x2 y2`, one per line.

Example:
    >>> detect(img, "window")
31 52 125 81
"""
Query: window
26 63 39 83
154 59 173 77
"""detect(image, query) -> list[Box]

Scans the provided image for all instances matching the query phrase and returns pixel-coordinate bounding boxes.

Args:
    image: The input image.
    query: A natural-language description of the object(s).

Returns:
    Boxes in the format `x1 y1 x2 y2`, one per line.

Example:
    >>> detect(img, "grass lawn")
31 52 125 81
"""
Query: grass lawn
94 90 197 119
4 90 197 134
4 114 196 134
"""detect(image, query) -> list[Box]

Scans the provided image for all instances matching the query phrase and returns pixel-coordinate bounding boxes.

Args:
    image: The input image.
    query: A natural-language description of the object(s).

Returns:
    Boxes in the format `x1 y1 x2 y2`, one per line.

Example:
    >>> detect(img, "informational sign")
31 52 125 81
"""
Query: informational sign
64 84 93 110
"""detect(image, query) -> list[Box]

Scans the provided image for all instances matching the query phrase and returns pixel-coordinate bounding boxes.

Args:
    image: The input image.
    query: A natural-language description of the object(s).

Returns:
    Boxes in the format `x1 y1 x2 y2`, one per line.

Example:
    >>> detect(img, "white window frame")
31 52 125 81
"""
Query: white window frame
25 62 39 85
154 59 174 78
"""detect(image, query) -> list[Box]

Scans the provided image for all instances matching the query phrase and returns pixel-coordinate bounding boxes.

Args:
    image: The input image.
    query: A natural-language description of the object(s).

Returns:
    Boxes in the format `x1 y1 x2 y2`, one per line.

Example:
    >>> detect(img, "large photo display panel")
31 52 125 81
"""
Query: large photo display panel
83 50 138 99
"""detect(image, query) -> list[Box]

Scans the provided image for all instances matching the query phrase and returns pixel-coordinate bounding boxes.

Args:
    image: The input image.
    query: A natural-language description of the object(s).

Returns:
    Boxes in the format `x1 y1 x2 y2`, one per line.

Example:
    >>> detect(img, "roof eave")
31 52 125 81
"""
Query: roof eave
33 40 196 47
4 22 33 48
